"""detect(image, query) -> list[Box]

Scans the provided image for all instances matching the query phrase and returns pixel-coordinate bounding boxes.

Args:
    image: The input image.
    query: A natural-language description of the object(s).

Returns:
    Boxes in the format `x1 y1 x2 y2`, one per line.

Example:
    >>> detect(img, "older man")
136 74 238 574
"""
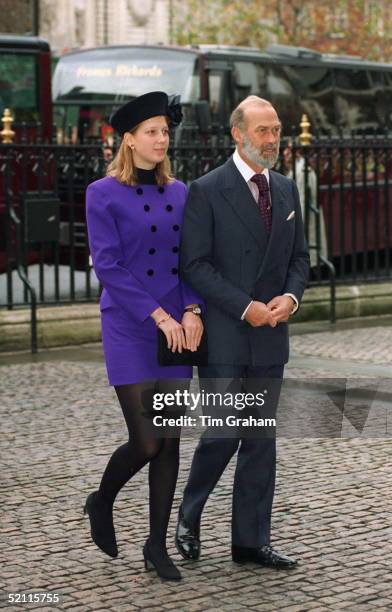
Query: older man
176 96 309 568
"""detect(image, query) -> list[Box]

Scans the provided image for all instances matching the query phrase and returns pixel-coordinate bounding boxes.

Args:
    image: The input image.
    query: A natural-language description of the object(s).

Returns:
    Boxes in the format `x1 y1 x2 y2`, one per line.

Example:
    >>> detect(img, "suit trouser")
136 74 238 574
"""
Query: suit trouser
182 363 283 547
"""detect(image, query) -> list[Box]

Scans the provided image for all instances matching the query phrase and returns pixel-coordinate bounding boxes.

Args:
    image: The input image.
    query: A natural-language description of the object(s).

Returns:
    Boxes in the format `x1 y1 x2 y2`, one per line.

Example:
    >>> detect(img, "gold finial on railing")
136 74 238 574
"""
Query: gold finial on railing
299 113 312 146
0 108 15 143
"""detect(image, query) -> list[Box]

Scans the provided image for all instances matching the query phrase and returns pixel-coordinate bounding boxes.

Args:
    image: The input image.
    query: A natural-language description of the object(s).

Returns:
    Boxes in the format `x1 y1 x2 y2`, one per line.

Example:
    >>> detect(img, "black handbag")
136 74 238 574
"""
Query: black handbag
157 327 208 366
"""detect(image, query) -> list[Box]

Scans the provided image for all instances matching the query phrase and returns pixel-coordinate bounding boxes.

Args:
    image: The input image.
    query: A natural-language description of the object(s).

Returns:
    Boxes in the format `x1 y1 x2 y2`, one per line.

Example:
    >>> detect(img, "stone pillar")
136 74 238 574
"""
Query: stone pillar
83 0 97 47
155 0 169 44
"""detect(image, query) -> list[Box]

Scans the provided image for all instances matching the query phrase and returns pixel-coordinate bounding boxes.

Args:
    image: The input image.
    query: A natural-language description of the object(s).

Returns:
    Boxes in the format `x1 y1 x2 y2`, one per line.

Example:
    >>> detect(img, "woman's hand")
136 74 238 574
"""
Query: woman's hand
181 312 204 351
158 316 187 353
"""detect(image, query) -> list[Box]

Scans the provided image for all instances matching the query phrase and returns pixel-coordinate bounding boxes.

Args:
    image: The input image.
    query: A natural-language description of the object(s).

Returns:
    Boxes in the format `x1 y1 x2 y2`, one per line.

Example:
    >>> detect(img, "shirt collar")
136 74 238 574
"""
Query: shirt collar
233 148 270 185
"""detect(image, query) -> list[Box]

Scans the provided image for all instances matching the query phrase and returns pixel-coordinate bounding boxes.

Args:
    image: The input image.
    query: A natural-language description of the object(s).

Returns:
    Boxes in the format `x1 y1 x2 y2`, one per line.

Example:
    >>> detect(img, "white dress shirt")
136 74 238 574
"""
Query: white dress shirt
232 149 299 320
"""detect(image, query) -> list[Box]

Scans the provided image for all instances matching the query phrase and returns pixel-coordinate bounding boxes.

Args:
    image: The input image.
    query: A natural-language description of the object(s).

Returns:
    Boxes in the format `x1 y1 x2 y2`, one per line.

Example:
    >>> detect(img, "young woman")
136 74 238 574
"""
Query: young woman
84 91 203 581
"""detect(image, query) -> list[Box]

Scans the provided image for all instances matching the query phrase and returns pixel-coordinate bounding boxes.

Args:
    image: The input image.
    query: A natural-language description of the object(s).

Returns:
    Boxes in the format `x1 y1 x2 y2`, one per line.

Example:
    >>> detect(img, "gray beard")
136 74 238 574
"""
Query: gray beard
242 138 279 169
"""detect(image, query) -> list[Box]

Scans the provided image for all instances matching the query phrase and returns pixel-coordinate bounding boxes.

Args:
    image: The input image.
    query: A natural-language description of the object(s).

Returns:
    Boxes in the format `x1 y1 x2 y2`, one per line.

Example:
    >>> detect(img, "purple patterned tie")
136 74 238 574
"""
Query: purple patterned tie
250 173 272 234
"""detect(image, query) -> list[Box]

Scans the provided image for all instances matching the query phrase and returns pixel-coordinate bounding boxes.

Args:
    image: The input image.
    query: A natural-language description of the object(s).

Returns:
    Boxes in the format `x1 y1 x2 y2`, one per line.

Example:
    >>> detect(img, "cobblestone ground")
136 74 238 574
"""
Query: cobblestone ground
290 327 392 365
1 321 391 611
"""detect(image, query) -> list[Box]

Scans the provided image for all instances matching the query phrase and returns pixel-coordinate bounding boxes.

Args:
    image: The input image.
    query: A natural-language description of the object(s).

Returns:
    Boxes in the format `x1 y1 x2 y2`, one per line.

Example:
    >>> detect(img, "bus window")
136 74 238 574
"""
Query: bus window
53 47 199 104
208 73 221 118
266 65 300 133
183 72 200 106
334 69 376 133
79 106 110 142
208 71 232 124
53 102 115 143
290 65 336 134
232 62 267 105
0 52 38 123
52 46 200 140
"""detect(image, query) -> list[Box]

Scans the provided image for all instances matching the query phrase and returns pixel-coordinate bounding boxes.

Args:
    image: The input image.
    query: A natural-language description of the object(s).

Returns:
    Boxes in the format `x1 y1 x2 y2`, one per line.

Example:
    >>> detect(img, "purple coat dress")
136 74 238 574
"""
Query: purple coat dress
85 174 202 385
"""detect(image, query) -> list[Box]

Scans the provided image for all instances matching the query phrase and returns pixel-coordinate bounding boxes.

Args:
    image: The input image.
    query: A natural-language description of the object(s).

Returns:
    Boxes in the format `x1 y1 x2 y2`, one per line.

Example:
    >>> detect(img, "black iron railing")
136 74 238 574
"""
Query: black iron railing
1 127 391 318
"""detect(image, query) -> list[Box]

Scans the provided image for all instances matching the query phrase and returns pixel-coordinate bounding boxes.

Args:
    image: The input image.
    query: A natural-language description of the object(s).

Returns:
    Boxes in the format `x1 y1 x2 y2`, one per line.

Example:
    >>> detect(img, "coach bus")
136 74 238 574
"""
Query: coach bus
51 43 392 270
52 43 392 139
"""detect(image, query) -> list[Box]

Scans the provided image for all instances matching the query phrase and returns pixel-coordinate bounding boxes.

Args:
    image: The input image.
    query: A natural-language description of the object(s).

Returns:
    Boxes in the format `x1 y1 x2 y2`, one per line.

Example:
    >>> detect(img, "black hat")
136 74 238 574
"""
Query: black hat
109 91 183 136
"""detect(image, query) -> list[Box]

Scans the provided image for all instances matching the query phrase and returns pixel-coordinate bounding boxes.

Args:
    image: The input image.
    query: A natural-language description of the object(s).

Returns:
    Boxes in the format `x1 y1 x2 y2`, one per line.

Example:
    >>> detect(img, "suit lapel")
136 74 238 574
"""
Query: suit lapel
220 157 268 252
219 160 292 276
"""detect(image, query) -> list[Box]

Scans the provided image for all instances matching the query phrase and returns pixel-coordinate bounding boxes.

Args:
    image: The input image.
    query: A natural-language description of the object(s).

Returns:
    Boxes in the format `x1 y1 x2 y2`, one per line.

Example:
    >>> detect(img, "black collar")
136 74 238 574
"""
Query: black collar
136 167 157 185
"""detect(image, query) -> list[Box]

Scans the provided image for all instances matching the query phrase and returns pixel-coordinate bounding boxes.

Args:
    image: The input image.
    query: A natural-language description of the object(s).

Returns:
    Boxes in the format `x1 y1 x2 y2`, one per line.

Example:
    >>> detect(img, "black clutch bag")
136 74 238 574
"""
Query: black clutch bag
157 327 208 366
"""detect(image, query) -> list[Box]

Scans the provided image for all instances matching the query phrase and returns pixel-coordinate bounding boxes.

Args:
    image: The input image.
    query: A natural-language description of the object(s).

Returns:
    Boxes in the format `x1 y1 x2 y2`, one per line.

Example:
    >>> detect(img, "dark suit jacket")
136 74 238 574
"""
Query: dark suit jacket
179 156 310 365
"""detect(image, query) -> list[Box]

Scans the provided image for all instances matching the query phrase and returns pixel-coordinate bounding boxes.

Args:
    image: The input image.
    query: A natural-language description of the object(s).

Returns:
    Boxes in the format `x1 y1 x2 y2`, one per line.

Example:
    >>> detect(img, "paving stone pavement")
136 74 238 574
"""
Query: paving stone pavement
1 322 391 612
290 327 392 365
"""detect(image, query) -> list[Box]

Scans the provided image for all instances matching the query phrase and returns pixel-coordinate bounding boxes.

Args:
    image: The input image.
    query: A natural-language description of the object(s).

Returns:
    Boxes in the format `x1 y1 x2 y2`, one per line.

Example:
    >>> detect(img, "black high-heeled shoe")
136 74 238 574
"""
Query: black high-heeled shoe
83 491 118 558
143 540 182 581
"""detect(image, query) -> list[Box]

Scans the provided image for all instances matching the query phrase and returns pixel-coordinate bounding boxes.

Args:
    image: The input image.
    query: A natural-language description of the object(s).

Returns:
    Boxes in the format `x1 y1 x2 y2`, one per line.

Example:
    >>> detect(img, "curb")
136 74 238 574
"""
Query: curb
294 281 392 322
1 282 391 352
0 303 100 352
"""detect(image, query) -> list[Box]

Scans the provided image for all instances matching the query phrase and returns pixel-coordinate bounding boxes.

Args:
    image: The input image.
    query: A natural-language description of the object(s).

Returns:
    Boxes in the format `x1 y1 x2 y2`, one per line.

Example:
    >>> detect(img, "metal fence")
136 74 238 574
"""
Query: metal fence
1 127 391 319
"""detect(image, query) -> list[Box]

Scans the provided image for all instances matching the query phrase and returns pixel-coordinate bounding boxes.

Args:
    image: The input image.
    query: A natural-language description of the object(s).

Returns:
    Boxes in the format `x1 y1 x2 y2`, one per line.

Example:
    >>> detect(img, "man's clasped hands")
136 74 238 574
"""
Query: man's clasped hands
244 295 295 328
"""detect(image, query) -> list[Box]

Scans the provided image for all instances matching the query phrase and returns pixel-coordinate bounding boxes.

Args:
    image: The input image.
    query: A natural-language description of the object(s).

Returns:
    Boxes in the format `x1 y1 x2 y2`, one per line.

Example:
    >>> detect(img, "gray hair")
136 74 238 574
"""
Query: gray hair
230 96 275 131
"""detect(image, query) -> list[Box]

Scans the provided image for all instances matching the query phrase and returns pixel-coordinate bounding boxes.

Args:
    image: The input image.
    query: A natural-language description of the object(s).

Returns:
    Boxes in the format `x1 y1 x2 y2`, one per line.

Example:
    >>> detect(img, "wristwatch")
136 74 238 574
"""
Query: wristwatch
184 306 202 315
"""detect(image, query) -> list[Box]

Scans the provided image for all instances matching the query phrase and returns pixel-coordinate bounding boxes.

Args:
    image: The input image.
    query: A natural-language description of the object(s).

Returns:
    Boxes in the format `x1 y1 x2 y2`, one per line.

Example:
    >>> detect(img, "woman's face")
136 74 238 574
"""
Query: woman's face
125 115 169 168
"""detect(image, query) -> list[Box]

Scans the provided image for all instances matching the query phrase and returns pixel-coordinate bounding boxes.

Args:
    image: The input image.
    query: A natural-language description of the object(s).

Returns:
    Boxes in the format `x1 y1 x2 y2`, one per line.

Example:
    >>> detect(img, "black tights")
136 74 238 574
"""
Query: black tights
98 379 187 551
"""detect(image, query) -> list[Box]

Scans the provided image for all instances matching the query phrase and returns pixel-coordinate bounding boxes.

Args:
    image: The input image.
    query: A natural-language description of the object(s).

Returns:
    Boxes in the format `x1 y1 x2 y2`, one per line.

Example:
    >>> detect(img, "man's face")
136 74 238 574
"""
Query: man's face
235 104 281 169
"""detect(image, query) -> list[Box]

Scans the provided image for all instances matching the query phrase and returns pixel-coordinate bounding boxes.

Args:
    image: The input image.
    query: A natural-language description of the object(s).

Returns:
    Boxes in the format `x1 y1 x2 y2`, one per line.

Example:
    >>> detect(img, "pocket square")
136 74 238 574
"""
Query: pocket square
286 211 295 221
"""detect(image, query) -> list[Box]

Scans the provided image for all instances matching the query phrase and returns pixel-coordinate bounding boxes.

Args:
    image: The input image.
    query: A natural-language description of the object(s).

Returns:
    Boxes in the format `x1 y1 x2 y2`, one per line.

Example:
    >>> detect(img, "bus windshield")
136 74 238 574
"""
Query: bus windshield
52 46 199 104
0 52 38 122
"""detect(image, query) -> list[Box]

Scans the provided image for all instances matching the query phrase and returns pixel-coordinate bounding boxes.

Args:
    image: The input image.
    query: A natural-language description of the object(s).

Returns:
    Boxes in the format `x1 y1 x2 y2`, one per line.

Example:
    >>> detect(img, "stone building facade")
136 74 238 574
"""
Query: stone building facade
39 0 170 55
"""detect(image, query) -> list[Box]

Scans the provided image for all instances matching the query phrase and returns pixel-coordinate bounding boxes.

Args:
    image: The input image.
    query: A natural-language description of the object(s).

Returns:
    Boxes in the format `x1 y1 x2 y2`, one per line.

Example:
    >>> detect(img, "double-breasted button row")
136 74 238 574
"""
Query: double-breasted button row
150 224 179 232
136 187 165 195
146 243 179 276
145 267 178 275
143 204 173 212
148 246 178 255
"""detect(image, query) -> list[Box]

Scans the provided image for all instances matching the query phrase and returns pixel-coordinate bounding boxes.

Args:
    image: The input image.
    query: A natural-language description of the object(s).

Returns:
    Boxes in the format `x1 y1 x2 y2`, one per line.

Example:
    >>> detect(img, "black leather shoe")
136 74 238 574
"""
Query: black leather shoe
232 545 297 569
175 504 200 560
143 540 182 581
83 491 118 558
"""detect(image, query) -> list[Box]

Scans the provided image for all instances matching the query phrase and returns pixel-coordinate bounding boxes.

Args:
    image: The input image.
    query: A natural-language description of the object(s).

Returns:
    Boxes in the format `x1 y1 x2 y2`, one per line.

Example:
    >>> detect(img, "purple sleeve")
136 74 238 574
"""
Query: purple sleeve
86 184 160 322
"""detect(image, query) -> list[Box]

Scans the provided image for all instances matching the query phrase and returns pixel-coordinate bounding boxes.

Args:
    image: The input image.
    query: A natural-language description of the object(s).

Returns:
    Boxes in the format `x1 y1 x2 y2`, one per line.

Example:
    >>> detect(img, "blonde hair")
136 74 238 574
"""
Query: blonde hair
106 124 174 186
